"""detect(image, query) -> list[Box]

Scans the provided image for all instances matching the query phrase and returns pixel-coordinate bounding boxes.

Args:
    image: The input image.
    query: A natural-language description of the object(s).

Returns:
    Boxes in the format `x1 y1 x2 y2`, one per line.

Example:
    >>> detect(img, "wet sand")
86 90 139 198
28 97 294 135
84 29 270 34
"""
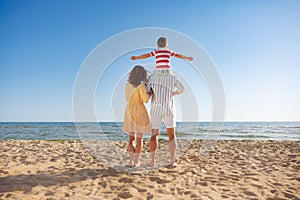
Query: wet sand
0 140 299 199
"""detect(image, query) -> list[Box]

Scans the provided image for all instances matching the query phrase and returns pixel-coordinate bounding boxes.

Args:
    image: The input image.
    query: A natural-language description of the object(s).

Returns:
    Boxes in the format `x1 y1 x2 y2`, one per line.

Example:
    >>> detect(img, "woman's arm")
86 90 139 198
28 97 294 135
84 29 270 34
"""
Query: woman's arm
140 85 151 103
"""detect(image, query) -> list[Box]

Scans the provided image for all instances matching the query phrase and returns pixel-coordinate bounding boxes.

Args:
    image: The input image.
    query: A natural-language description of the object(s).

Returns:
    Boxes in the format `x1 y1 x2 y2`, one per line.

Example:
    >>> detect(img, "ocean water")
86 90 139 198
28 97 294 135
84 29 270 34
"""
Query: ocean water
0 122 299 141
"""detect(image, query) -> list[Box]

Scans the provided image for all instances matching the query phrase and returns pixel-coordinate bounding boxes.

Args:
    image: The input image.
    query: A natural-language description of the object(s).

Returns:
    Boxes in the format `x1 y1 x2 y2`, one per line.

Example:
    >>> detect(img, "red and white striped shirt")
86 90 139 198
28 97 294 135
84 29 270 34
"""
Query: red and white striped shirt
149 48 175 69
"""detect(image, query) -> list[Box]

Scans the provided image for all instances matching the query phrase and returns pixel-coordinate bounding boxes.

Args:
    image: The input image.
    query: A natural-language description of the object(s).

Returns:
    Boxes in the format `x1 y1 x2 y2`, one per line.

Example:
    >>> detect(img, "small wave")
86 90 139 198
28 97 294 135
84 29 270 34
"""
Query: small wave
220 134 270 139
0 126 11 129
197 128 231 132
62 125 76 128
174 132 195 136
76 126 90 128
276 126 300 129
16 125 31 128
86 131 113 134
264 130 285 133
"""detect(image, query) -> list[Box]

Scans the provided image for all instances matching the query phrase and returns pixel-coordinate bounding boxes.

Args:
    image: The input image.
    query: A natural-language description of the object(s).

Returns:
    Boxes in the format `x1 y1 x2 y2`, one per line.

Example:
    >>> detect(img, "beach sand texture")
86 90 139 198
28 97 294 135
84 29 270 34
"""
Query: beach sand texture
0 140 299 200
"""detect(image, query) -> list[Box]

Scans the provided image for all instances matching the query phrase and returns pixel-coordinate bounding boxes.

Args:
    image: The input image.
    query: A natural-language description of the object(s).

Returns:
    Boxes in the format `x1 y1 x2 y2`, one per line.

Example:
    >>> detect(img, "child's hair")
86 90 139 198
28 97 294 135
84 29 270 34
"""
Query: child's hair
128 65 148 87
157 37 168 48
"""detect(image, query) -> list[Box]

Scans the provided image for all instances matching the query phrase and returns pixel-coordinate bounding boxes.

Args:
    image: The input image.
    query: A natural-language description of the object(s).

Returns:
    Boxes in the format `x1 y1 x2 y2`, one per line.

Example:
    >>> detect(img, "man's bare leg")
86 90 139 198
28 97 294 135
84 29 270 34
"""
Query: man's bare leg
167 128 177 166
149 129 159 166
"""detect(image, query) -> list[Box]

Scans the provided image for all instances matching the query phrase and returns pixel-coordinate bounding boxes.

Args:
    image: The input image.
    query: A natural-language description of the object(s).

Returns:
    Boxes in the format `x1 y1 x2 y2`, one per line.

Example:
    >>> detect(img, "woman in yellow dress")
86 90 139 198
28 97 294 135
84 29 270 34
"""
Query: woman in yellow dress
122 65 151 167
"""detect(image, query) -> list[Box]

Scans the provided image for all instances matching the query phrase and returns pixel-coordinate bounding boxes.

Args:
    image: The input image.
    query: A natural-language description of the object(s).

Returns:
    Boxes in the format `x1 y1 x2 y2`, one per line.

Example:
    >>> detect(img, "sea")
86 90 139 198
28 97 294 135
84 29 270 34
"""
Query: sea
0 122 299 141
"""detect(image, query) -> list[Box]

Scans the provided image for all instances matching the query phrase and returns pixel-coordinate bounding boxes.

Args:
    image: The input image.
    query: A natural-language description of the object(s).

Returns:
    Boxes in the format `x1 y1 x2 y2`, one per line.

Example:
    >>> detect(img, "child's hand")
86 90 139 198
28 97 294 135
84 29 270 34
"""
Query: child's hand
130 56 136 60
187 57 193 61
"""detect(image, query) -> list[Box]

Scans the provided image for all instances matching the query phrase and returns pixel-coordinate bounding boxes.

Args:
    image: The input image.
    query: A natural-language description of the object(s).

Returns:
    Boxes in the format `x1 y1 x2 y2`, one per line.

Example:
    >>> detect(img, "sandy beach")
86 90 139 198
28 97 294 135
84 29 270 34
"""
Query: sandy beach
0 139 299 200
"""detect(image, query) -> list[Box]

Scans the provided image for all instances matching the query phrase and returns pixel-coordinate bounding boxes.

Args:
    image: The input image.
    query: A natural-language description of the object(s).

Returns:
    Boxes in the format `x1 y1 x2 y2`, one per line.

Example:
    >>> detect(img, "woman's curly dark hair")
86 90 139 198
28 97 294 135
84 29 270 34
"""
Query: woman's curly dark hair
128 65 148 87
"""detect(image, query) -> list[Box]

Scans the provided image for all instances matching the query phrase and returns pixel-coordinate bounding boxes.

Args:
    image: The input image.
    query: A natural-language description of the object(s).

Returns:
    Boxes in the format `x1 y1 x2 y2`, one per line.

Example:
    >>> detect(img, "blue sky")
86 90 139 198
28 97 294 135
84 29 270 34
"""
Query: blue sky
0 0 299 122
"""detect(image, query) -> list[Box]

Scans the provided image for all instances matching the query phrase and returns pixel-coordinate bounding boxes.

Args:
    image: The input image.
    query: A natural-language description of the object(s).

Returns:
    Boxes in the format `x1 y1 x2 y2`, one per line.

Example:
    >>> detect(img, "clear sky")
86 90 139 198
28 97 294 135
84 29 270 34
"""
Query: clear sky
0 0 299 122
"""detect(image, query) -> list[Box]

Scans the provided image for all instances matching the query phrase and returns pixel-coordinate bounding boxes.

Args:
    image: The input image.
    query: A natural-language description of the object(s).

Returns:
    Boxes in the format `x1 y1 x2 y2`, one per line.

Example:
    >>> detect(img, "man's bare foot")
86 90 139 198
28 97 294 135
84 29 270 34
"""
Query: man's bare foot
126 161 134 168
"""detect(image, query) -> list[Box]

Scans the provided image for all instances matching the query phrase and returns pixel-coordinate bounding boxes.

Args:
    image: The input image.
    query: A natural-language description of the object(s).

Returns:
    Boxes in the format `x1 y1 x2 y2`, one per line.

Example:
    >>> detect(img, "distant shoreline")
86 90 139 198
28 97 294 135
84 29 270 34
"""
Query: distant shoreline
1 122 299 141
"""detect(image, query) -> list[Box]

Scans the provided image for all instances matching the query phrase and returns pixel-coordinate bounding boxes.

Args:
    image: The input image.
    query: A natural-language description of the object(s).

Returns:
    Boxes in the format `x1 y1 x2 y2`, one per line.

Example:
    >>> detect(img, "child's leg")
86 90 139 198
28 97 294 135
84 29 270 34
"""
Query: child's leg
134 133 143 166
128 133 135 166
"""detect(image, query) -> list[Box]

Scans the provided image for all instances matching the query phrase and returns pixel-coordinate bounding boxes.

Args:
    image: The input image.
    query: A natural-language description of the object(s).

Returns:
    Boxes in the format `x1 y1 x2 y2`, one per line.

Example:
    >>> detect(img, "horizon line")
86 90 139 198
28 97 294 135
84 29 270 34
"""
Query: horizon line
0 120 299 123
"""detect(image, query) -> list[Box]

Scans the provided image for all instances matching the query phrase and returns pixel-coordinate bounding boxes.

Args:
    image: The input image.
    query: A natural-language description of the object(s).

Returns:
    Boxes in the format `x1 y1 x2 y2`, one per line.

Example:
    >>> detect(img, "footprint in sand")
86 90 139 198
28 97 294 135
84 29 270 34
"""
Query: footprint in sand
118 177 133 183
243 190 257 197
149 176 170 184
146 193 154 200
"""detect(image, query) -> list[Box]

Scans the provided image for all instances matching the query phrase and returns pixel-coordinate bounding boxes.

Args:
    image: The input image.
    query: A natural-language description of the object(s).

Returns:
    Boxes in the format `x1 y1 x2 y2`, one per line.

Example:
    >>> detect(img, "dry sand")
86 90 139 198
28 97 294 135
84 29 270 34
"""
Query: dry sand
0 139 299 200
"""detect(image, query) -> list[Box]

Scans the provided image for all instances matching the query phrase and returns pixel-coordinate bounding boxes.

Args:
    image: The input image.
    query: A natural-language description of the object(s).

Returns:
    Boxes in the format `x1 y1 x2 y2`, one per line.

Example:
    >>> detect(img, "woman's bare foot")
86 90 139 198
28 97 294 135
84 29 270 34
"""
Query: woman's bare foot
133 161 140 167
167 162 177 168
146 161 156 167
126 161 135 168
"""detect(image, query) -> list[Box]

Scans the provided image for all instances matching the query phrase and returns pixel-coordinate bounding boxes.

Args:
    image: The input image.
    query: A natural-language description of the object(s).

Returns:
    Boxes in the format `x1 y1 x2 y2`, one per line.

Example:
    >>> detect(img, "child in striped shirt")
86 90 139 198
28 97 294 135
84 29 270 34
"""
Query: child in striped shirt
130 37 193 73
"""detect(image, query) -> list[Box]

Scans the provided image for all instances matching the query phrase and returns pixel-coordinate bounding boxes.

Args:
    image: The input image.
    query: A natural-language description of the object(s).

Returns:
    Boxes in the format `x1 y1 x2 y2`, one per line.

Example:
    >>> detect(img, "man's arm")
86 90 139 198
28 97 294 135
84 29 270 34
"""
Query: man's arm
173 78 185 96
130 53 151 60
174 53 193 61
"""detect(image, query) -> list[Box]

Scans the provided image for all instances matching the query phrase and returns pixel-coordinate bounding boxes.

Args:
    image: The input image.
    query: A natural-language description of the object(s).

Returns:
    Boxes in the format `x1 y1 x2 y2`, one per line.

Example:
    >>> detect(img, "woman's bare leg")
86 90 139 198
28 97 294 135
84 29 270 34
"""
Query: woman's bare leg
134 133 143 167
128 133 135 166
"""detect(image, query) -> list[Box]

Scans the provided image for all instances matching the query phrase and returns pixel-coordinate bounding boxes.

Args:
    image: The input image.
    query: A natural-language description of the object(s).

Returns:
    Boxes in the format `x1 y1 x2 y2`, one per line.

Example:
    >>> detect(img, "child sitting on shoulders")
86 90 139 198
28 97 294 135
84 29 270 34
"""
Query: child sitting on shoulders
131 37 193 75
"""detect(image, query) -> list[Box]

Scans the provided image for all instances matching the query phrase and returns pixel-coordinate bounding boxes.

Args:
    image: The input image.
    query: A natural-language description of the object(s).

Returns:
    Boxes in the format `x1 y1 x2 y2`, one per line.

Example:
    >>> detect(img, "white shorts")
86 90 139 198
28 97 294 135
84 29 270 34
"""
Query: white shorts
154 69 173 76
151 116 176 129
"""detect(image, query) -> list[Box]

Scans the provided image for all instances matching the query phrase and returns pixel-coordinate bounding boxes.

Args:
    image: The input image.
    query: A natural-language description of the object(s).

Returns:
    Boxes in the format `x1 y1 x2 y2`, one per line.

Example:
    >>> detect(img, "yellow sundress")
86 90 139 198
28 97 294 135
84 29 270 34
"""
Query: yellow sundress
122 83 151 133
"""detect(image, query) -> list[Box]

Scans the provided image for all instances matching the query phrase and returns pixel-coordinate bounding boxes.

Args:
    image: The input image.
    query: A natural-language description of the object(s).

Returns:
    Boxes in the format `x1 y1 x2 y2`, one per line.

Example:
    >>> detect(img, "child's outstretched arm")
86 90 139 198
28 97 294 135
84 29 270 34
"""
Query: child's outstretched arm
130 53 151 60
174 53 193 61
